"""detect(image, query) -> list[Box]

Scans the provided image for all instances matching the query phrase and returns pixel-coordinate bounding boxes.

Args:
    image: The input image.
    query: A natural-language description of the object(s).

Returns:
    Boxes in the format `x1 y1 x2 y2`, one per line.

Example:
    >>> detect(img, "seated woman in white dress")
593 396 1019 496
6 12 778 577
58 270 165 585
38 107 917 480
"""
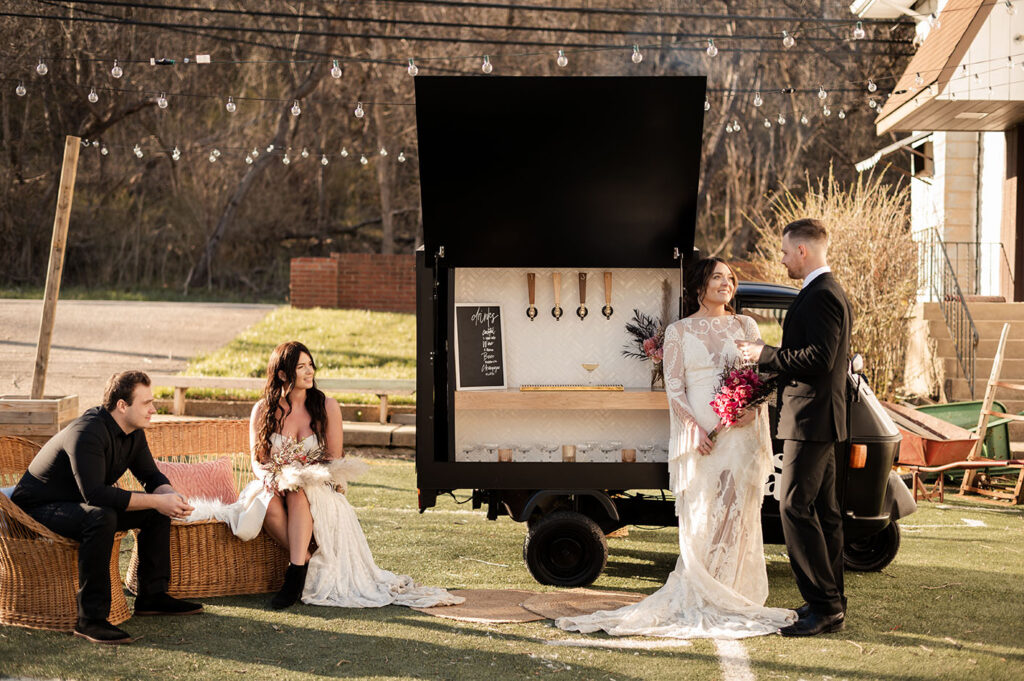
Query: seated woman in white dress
191 340 463 610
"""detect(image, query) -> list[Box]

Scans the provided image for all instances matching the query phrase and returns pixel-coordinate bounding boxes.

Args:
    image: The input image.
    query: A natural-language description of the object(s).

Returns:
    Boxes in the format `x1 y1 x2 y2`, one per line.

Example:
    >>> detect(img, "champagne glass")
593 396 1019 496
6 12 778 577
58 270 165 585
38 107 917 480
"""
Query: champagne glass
599 440 622 463
538 443 559 463
576 442 596 462
459 444 479 461
481 443 499 462
581 362 600 386
637 441 657 462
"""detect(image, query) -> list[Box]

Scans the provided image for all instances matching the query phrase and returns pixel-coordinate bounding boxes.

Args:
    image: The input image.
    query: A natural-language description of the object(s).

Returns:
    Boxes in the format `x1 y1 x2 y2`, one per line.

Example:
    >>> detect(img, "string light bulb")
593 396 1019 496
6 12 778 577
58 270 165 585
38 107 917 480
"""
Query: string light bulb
853 21 866 40
822 105 831 117
732 119 741 131
379 147 388 156
753 92 763 107
250 147 259 158
282 153 290 165
169 146 179 161
359 154 369 165
818 85 828 100
631 45 643 64
36 59 48 76
763 118 772 128
88 88 99 103
301 147 310 159
354 102 365 118
407 58 418 77
245 155 254 165
868 98 878 109
929 12 940 30
266 144 275 153
704 98 711 111
212 149 221 159
291 100 301 116
321 154 329 166
838 109 846 120
726 122 734 133
398 151 407 163
156 92 168 109
225 96 236 113
111 60 123 78
706 39 718 57
331 59 344 79
15 82 26 97
133 144 143 158
556 50 568 68
867 79 877 93
340 147 349 158
481 55 493 74
1007 0 1016 15
800 114 809 125
782 31 795 49
100 145 108 156
777 113 786 125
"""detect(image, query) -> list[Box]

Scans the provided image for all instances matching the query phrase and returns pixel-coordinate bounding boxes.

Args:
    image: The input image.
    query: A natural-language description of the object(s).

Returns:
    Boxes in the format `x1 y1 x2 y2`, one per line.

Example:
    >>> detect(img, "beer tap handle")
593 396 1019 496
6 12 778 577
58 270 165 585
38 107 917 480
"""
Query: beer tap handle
552 272 563 320
526 273 538 320
577 272 588 320
602 271 614 319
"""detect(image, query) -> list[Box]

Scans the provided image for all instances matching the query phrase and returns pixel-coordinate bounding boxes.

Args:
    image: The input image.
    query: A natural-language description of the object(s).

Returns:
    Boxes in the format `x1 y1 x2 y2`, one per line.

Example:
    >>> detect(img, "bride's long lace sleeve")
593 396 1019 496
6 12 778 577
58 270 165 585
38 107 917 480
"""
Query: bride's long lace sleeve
663 322 703 498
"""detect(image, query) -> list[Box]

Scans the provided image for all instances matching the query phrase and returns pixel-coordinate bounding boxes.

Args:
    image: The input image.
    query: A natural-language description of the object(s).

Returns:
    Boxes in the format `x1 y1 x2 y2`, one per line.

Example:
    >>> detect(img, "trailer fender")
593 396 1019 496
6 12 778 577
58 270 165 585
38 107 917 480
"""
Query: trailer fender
514 490 619 524
885 470 917 520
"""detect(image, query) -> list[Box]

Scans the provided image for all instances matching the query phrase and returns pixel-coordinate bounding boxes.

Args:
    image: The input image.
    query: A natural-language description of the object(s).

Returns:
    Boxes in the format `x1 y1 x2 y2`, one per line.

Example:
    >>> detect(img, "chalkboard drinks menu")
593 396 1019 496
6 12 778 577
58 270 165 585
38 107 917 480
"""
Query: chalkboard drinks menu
454 304 506 390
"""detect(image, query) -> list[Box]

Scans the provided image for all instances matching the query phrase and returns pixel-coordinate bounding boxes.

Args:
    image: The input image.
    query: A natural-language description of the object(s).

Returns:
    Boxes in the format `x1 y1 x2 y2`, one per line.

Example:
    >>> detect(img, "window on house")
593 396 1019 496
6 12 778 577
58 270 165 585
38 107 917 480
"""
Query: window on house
911 140 934 178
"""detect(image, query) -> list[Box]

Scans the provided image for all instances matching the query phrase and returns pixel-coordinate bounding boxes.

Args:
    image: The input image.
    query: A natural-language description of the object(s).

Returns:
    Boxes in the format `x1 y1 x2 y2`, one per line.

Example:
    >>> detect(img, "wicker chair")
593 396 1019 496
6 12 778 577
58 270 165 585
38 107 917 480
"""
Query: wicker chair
0 436 130 631
123 420 288 598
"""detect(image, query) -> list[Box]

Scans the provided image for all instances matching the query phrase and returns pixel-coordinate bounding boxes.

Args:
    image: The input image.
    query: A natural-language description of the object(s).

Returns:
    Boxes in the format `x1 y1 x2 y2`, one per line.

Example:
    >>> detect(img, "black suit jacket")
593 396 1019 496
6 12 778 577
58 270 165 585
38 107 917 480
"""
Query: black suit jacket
758 272 853 442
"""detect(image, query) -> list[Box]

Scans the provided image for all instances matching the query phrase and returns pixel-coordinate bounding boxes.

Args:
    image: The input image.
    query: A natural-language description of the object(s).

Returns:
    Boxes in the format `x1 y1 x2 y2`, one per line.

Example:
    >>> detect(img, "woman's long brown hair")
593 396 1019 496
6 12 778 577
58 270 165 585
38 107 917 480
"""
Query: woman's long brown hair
683 257 737 317
255 341 328 463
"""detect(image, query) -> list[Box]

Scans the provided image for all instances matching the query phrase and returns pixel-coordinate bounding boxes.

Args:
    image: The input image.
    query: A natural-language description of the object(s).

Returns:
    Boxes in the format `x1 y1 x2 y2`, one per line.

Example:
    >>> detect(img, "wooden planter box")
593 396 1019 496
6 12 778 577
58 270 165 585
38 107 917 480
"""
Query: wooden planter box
0 395 78 444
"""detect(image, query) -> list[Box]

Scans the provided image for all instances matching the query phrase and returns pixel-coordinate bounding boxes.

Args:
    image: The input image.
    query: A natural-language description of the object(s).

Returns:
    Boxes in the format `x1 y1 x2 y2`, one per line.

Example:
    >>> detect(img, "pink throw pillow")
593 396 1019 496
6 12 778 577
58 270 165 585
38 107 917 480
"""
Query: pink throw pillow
156 457 237 504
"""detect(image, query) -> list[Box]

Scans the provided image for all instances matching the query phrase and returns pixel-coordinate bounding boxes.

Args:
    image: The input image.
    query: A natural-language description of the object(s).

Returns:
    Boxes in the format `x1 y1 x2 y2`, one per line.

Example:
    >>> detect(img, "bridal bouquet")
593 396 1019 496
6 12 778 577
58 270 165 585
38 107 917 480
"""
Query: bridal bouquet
708 361 777 441
261 438 332 495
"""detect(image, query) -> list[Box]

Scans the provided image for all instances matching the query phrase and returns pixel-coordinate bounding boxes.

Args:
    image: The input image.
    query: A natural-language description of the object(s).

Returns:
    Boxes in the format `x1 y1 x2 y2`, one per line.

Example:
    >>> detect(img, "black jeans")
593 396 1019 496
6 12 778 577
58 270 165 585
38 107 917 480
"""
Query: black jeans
780 439 845 616
24 502 170 621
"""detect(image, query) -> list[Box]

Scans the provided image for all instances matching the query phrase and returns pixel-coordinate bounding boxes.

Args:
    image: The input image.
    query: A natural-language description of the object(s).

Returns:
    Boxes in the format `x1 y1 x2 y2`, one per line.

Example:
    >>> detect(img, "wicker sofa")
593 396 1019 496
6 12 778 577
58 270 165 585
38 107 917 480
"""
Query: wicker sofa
122 420 288 598
0 436 130 631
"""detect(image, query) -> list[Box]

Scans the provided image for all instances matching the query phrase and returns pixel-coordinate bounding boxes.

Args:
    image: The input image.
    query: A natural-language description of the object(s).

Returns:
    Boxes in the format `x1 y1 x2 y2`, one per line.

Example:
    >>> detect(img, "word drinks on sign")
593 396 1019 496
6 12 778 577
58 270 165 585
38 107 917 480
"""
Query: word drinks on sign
454 304 506 390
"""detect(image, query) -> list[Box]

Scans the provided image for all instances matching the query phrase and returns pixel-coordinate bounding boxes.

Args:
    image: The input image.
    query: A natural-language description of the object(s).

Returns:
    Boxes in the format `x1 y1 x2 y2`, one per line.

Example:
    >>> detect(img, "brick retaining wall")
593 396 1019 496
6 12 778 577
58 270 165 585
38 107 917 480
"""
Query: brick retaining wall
290 253 416 312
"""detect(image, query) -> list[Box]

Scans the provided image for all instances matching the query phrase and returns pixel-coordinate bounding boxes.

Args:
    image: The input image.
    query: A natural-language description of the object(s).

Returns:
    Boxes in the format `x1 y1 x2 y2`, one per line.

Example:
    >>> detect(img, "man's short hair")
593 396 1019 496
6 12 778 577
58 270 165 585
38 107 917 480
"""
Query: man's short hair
103 371 151 411
782 218 828 245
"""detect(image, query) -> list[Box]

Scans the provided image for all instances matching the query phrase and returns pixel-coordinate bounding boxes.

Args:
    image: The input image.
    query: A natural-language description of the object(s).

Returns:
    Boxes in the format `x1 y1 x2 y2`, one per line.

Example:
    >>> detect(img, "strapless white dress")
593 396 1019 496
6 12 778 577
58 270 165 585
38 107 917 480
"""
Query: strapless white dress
188 433 463 609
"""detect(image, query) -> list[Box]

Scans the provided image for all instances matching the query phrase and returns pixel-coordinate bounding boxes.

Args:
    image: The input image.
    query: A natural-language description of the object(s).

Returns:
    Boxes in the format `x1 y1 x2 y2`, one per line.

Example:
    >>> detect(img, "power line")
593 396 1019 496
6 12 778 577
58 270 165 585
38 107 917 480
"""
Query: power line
48 0 914 44
1 9 917 57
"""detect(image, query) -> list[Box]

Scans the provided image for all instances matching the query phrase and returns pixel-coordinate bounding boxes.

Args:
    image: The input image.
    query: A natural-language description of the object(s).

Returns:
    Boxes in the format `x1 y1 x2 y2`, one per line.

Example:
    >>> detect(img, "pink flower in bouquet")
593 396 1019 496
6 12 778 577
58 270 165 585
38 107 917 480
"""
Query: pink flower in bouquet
707 361 778 442
642 336 663 362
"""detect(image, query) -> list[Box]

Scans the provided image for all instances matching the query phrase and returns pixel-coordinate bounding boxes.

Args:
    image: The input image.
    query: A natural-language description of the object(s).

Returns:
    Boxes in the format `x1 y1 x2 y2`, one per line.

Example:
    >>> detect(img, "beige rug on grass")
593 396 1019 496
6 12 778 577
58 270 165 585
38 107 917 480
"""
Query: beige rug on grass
520 588 646 620
412 589 547 623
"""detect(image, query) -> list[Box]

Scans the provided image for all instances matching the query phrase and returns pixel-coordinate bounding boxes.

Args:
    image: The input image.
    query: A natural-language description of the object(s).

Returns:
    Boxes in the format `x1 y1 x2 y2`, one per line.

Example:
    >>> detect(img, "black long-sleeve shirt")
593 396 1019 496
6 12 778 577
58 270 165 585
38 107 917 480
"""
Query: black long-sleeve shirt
12 406 170 511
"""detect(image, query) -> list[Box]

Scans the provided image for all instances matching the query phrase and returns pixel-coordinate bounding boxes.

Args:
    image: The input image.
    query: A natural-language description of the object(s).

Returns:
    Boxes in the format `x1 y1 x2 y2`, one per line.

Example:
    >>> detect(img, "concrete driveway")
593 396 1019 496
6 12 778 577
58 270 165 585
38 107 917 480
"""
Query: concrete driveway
0 299 274 412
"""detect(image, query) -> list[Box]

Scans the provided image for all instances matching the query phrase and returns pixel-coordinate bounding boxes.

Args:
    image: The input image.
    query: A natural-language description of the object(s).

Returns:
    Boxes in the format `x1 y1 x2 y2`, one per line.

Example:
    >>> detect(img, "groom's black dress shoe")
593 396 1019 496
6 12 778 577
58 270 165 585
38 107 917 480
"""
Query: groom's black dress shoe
134 592 204 616
779 611 845 637
793 598 848 620
73 618 134 644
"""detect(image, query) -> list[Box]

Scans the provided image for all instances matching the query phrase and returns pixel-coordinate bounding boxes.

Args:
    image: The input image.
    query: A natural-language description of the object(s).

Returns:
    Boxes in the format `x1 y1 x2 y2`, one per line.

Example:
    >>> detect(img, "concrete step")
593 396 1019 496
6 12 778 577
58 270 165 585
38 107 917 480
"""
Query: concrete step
923 302 1024 322
927 318 1024 341
935 338 1024 360
941 358 1024 382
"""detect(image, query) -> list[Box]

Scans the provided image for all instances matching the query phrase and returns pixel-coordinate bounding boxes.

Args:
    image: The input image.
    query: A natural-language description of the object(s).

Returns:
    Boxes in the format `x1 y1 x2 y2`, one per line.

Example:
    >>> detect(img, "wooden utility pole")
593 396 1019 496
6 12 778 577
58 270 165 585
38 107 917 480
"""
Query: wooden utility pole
31 135 80 399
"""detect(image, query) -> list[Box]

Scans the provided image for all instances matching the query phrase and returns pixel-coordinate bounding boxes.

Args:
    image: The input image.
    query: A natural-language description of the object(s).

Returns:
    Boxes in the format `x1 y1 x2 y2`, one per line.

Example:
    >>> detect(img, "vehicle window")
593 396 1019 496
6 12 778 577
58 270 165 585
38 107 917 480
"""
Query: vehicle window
742 307 785 346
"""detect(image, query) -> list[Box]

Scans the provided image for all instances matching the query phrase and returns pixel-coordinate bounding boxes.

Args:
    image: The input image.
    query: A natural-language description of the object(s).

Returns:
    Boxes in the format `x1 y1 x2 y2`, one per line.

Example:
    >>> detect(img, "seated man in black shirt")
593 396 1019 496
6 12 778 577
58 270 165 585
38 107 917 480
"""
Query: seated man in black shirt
12 371 203 644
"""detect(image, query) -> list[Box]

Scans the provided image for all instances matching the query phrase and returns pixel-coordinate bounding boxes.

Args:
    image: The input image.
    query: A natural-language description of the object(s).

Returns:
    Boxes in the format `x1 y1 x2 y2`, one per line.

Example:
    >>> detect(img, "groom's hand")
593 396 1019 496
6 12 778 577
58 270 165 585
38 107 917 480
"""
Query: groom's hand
735 339 765 363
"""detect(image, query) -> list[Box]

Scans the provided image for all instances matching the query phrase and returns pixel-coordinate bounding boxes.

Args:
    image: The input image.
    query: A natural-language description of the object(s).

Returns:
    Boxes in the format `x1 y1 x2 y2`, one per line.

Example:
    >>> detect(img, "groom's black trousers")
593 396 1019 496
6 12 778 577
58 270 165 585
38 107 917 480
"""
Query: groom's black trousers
22 502 171 620
780 439 845 616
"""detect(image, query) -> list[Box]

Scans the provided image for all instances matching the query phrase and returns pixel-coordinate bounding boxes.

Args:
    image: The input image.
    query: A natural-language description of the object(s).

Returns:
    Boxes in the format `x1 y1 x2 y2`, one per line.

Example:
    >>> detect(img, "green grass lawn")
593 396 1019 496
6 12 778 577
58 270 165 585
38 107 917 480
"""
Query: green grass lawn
157 307 417 405
2 457 1021 681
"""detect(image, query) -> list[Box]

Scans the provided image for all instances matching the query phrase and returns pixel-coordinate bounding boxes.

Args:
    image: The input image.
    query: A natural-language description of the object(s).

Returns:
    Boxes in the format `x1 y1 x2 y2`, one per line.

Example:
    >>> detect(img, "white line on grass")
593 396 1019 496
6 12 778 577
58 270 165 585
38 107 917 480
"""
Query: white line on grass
714 639 754 681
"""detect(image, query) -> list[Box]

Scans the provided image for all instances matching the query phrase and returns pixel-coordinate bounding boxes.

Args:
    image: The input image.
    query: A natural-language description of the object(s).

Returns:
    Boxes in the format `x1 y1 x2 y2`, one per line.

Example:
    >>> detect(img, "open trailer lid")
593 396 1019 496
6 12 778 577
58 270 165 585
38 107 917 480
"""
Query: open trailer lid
414 76 706 268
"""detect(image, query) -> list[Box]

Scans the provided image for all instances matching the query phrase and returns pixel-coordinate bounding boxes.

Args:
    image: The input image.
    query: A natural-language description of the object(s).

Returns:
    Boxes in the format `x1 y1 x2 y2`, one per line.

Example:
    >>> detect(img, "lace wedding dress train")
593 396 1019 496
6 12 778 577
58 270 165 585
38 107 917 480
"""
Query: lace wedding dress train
188 433 463 609
556 315 795 639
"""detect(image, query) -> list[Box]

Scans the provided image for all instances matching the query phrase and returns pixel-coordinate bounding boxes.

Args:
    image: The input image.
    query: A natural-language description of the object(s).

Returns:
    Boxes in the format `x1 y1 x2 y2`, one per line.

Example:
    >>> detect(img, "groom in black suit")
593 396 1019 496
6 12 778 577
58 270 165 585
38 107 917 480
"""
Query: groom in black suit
736 218 852 636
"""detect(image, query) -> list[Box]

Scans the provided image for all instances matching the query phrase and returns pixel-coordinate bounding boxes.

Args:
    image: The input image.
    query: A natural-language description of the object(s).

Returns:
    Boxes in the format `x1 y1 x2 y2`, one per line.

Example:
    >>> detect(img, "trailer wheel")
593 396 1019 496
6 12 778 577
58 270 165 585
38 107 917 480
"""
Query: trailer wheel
523 511 608 587
844 521 900 572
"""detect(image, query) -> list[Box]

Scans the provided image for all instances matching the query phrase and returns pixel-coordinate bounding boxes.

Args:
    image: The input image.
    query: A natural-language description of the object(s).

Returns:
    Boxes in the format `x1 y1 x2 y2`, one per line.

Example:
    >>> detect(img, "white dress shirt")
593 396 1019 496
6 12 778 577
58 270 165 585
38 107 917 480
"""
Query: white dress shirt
802 265 831 289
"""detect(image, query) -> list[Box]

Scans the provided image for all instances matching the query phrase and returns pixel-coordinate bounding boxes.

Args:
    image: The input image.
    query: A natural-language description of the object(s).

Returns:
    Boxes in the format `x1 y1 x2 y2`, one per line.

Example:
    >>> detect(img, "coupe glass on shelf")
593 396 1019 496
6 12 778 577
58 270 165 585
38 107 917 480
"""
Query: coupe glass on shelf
581 362 600 385
537 443 560 463
459 444 480 461
576 442 596 462
599 440 622 463
637 441 657 462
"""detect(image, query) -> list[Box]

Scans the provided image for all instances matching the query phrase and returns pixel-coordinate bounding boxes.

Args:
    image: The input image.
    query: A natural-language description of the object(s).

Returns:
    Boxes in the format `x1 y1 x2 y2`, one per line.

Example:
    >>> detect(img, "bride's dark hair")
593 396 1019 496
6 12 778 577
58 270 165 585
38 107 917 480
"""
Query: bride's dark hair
255 341 327 463
683 257 737 317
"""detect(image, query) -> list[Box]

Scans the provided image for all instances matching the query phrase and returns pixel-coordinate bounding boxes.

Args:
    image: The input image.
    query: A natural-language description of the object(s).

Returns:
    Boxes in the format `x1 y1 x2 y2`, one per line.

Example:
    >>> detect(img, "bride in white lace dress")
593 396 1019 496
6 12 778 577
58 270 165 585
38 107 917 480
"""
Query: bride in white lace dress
190 341 462 611
557 259 795 639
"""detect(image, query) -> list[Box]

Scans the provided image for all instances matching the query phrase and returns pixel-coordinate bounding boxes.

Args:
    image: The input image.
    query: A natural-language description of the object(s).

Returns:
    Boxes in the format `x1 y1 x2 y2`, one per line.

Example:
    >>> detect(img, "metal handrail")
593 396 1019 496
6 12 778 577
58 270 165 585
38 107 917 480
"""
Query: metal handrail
941 240 1016 297
922 229 980 398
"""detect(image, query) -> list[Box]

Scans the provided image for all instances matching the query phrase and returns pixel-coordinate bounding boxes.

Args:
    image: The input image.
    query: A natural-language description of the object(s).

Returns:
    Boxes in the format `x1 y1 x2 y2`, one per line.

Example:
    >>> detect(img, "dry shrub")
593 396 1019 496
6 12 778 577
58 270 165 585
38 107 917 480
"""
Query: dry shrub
749 167 917 399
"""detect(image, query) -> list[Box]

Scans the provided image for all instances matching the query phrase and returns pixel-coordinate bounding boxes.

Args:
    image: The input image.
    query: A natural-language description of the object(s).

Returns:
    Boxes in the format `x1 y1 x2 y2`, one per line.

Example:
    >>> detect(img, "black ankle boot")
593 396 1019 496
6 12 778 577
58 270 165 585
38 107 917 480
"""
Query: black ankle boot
271 563 308 610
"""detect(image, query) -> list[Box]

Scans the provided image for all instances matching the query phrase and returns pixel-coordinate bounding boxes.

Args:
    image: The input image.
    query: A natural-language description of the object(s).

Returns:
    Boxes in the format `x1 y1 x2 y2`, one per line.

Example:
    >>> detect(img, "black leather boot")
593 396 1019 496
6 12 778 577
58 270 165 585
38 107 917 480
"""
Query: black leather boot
270 563 308 610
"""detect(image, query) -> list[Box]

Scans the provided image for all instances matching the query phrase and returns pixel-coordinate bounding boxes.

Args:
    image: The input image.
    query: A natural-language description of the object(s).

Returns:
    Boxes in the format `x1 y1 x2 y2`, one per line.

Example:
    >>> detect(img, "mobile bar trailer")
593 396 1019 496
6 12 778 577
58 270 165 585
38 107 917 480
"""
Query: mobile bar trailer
413 76 915 587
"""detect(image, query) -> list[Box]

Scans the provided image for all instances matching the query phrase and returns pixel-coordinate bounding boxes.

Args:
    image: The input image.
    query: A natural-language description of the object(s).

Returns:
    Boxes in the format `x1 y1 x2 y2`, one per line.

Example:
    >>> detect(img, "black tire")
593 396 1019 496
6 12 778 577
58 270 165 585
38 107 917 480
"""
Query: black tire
843 521 901 572
523 511 608 587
